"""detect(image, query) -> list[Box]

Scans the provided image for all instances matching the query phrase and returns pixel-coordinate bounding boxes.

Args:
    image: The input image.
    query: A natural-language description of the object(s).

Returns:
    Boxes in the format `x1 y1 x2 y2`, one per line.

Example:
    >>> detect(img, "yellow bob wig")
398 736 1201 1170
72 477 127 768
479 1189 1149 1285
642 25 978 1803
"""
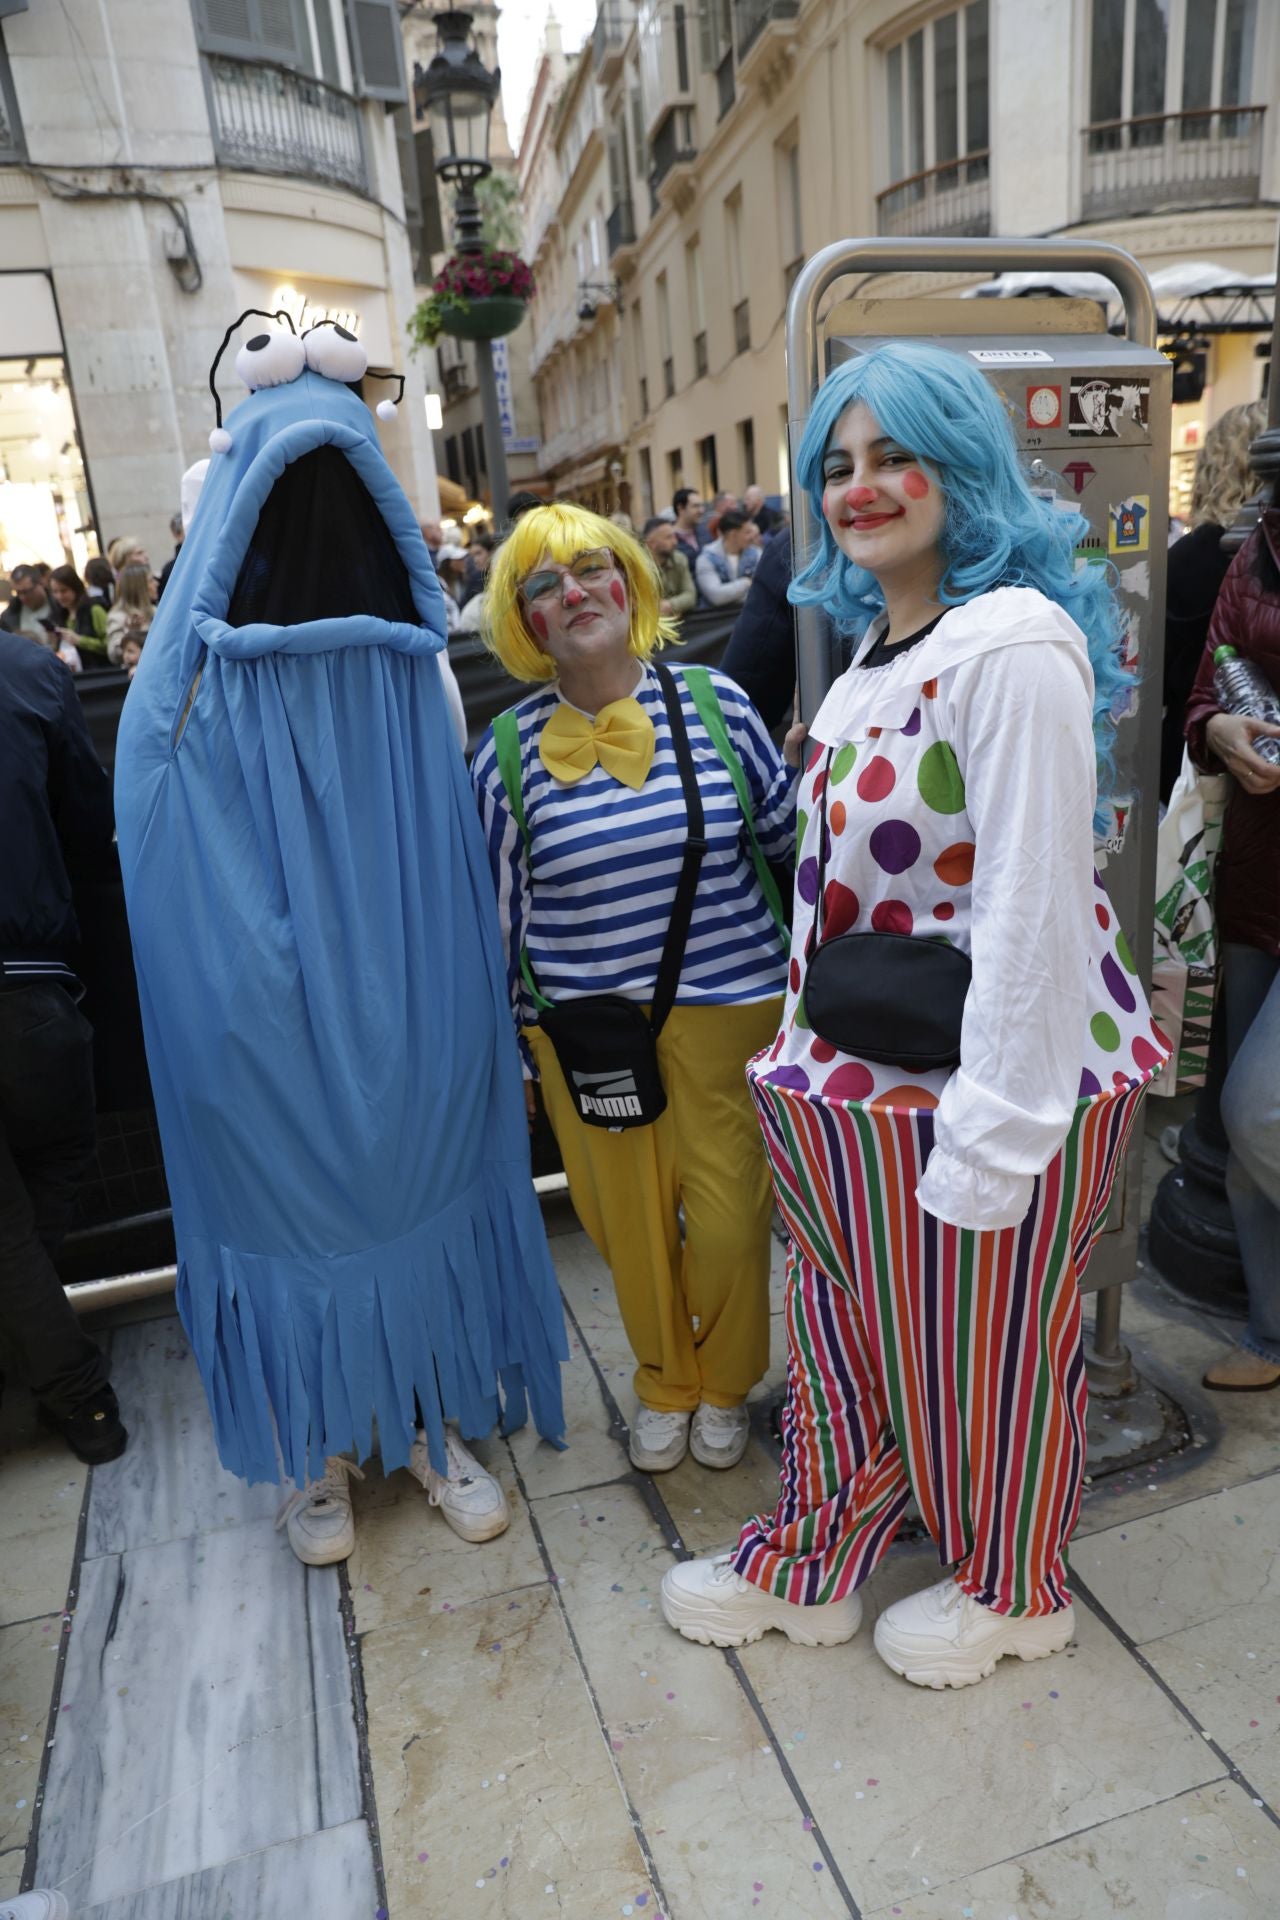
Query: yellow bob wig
483 501 679 684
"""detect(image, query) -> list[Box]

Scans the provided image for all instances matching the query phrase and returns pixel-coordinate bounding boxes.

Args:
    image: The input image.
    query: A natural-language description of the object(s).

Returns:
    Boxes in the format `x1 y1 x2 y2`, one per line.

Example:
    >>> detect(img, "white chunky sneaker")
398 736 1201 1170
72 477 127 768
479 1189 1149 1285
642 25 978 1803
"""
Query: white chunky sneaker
629 1405 691 1473
1 1894 72 1920
873 1576 1075 1689
661 1553 863 1648
276 1455 365 1566
408 1427 510 1542
690 1401 750 1469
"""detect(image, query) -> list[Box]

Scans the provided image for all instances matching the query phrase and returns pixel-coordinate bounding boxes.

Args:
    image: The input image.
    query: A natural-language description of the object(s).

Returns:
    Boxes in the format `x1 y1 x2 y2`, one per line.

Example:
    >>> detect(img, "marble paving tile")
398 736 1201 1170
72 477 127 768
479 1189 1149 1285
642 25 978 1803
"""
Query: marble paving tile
35 1518 362 1908
504 1315 629 1501
0 1389 85 1627
0 1617 58 1863
660 1429 784 1560
1082 1474 1279 1642
78 1818 379 1920
347 1444 546 1636
535 1482 851 1920
360 1582 655 1919
0 1853 23 1900
867 1780 1280 1918
84 1317 277 1559
735 1537 1220 1913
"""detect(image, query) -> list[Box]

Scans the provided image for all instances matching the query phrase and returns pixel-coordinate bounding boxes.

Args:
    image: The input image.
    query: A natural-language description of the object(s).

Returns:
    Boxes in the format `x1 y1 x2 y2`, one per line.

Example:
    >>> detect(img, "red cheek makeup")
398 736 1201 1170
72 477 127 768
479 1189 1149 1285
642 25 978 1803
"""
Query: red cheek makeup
902 470 930 500
609 579 627 612
530 609 548 641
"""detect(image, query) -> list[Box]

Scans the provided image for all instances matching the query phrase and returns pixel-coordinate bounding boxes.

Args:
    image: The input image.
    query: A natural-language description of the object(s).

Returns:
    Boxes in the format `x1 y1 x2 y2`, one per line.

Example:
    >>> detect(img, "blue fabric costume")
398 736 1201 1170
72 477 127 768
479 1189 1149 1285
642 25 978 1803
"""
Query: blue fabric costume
115 362 567 1486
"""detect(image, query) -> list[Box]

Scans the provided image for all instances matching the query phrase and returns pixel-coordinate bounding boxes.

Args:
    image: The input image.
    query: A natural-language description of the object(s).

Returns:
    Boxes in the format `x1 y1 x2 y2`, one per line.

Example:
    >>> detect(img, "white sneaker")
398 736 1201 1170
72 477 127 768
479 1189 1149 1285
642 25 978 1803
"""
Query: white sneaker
408 1427 510 1542
690 1401 750 1469
629 1405 691 1472
873 1576 1075 1689
661 1553 863 1648
1 1892 72 1919
275 1455 364 1566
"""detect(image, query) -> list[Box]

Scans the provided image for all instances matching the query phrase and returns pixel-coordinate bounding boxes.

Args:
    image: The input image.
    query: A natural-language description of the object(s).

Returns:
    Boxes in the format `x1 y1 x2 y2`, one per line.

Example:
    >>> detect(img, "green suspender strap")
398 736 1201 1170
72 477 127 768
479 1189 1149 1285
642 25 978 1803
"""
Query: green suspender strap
490 708 554 1014
680 665 789 944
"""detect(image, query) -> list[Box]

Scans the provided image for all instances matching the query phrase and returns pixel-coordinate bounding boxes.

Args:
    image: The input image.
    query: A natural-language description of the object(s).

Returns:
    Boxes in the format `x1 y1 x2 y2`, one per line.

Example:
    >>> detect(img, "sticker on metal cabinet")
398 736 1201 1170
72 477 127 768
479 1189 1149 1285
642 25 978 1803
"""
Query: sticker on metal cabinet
1121 558 1151 599
1094 795 1136 860
970 348 1055 364
1108 495 1151 554
1069 377 1150 439
1026 384 1062 428
1061 458 1096 495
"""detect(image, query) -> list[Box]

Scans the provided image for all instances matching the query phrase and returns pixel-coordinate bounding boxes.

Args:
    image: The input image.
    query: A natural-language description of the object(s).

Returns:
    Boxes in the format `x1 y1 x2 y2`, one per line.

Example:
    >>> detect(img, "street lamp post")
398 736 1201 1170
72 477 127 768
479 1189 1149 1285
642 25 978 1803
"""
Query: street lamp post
415 10 510 523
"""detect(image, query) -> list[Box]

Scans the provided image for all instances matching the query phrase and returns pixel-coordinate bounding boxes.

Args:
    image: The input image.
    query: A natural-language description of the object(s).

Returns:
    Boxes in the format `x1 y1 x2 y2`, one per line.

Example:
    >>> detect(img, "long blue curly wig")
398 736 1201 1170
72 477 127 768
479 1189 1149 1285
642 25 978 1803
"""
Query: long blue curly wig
789 340 1131 804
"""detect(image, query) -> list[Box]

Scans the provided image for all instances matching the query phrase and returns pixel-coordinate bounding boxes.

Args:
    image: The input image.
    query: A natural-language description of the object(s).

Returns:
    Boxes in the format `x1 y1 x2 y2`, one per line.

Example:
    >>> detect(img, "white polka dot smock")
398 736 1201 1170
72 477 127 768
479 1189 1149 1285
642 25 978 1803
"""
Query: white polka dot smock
751 586 1169 1233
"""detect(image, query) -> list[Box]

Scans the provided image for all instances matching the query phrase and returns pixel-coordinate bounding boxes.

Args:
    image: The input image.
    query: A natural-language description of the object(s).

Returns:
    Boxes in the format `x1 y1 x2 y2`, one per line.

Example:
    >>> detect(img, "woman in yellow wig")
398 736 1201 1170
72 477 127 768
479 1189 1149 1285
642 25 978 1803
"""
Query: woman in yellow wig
472 502 802 1474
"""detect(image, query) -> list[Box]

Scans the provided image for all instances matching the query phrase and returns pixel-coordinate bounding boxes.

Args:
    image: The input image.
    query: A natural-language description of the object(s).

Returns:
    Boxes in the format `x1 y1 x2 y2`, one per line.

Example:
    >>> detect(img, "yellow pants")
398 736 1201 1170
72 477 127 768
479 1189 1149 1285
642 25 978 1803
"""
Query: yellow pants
528 998 782 1413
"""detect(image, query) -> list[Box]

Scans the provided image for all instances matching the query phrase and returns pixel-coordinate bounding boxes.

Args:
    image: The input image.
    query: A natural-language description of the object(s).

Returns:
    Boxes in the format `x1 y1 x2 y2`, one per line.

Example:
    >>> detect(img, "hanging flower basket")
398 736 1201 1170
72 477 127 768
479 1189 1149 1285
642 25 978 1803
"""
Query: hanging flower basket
408 249 535 351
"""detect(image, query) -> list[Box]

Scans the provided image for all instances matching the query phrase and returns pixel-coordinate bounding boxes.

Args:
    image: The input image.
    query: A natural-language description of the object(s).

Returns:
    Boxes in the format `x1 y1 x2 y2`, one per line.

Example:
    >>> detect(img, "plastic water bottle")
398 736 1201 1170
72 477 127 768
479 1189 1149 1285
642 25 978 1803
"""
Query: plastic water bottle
1212 645 1280 768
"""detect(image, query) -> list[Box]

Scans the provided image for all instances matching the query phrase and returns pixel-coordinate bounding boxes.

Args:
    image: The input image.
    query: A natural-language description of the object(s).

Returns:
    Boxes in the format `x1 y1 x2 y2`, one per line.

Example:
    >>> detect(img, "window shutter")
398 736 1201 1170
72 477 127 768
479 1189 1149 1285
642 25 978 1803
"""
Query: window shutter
345 0 407 102
392 104 424 278
196 0 302 64
697 0 715 70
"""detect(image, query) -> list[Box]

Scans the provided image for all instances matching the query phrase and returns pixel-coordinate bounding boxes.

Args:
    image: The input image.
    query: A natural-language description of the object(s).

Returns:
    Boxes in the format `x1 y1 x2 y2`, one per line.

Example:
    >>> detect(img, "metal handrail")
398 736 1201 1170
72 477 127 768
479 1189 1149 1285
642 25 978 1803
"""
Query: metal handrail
1082 102 1264 136
875 148 991 204
784 236 1158 718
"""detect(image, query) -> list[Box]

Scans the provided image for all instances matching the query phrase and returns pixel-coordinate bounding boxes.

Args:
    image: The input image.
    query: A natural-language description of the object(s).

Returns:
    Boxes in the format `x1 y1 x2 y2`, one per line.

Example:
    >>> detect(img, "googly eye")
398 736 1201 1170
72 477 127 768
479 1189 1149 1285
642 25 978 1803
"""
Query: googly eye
234 325 305 391
304 323 368 383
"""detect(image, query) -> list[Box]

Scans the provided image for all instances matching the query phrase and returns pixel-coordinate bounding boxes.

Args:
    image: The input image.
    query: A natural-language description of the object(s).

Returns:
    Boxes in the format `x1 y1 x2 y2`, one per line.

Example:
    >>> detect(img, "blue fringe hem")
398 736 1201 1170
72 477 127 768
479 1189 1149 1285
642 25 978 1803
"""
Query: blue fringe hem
174 1163 569 1486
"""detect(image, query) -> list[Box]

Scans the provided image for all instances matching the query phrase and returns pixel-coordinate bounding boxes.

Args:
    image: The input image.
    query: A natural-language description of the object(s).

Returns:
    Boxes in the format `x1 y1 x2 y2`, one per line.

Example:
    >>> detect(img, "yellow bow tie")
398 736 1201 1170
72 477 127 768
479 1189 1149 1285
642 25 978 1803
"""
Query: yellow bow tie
538 696 656 790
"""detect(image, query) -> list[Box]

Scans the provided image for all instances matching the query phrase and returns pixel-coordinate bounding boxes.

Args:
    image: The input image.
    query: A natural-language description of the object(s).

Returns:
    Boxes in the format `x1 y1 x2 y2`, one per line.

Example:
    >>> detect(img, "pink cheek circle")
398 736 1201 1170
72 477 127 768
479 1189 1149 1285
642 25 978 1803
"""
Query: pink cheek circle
902 469 930 500
609 578 627 612
529 608 549 642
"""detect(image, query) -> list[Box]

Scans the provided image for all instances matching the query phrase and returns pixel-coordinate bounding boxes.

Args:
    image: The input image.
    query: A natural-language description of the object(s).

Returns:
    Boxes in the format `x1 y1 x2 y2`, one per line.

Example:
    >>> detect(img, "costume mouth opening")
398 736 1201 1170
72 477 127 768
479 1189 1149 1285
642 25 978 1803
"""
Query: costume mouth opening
228 445 422 629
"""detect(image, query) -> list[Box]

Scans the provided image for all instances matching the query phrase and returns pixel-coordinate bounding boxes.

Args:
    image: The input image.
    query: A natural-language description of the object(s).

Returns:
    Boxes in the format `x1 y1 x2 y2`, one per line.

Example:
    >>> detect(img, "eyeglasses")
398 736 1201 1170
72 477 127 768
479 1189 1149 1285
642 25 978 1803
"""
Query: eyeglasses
519 548 614 605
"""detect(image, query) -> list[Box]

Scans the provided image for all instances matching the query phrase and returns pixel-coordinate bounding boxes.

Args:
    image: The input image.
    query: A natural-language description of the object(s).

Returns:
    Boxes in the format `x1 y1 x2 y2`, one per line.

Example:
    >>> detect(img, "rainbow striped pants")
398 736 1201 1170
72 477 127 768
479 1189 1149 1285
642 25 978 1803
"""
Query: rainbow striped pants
732 1079 1148 1617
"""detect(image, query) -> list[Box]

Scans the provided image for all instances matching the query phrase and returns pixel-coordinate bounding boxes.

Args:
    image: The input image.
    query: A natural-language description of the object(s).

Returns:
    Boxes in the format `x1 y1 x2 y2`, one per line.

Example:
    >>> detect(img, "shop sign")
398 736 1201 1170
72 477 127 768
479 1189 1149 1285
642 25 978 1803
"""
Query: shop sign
272 283 361 337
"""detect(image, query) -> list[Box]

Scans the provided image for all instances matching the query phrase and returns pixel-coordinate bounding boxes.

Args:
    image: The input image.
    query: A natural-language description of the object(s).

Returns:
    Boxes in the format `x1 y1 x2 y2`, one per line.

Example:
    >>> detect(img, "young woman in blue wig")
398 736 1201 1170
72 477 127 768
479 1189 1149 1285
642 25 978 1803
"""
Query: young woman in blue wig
663 341 1168 1687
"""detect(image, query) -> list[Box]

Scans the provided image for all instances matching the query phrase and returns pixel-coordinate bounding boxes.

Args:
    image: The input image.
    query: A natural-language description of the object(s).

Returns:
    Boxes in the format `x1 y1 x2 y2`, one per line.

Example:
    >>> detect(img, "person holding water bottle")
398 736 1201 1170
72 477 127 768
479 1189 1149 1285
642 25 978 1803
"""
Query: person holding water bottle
1184 507 1280 1392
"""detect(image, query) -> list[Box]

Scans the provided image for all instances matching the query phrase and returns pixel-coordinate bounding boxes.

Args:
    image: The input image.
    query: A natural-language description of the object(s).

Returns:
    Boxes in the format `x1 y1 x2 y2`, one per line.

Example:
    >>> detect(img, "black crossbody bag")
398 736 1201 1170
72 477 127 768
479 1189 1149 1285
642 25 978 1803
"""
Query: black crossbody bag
512 663 707 1131
803 747 973 1072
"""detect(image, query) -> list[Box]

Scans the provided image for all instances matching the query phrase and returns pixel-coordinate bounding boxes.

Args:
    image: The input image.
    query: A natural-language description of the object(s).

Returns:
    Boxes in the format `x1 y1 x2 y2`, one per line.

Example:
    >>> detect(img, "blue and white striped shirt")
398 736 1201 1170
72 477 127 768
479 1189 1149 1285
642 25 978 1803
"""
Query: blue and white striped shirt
471 664 796 1035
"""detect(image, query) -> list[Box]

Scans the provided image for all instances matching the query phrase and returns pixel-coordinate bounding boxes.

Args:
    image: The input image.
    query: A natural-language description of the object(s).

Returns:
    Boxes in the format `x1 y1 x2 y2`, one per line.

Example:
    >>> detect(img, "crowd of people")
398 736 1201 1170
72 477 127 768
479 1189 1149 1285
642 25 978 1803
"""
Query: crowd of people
3 325 1278 1800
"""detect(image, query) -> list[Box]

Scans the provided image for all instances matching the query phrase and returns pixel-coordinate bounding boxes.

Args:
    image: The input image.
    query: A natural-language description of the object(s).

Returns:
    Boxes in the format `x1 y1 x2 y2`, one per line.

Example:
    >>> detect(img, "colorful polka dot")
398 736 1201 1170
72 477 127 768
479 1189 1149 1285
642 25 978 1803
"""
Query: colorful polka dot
1115 927 1138 974
1100 953 1137 1013
932 902 955 921
901 707 922 737
769 1031 786 1060
831 742 858 783
769 1063 811 1092
1091 1012 1121 1052
921 677 938 698
856 756 896 802
1078 1068 1102 1097
1094 903 1110 930
1112 1069 1133 1090
822 880 860 938
789 958 801 994
797 857 819 905
796 809 809 849
1132 1036 1164 1073
812 769 829 803
793 991 811 1032
823 1061 875 1102
805 742 825 774
933 841 975 887
871 900 913 935
868 725 882 739
809 1036 838 1064
869 820 921 874
917 740 966 813
829 799 847 836
870 1084 939 1112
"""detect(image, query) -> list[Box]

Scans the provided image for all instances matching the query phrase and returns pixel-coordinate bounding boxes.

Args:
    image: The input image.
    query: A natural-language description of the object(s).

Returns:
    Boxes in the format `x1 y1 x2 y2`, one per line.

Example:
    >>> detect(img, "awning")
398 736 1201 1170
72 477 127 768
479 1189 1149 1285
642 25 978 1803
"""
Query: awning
966 262 1275 335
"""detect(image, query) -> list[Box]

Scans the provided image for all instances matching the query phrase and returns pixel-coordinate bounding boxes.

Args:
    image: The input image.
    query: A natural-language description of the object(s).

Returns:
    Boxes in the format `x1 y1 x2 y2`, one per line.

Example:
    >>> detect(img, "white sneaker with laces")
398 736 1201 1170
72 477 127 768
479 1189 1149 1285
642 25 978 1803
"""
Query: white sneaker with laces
629 1405 691 1472
661 1553 863 1647
690 1401 750 1469
275 1455 364 1566
873 1575 1075 1689
0 1895 72 1920
408 1427 510 1542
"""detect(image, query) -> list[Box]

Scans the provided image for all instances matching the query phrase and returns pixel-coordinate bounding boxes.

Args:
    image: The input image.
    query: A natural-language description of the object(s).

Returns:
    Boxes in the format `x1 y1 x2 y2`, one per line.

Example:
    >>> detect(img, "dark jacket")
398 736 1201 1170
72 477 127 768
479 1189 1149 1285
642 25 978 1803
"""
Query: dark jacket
1162 522 1233 802
719 530 796 731
0 629 114 976
1184 509 1280 957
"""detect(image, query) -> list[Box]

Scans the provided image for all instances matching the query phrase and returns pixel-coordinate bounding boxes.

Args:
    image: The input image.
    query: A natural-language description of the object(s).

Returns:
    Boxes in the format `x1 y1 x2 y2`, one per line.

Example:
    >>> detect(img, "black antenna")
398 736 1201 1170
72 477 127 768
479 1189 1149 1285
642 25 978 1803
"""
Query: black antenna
208 308 295 429
365 371 406 407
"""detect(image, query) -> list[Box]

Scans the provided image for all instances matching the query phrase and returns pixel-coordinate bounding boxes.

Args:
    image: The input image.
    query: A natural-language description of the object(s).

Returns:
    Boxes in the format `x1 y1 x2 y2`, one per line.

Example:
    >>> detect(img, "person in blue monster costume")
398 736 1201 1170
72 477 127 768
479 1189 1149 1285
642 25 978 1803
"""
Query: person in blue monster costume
114 313 567 1564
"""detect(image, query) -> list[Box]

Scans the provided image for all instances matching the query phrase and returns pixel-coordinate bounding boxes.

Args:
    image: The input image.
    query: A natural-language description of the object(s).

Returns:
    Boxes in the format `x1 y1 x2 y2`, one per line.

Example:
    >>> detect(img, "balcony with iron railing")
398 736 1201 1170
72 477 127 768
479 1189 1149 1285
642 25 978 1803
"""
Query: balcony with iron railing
649 105 697 211
716 48 735 120
733 0 799 76
607 198 637 264
876 151 991 239
201 54 368 195
1081 105 1265 220
693 330 708 377
592 6 629 85
733 298 750 355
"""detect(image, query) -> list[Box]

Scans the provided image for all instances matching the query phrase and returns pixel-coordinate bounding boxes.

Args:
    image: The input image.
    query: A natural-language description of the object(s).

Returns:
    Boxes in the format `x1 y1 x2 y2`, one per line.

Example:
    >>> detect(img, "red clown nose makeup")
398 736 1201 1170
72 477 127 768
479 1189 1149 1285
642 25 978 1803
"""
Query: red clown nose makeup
609 578 627 611
847 486 876 508
902 470 930 500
